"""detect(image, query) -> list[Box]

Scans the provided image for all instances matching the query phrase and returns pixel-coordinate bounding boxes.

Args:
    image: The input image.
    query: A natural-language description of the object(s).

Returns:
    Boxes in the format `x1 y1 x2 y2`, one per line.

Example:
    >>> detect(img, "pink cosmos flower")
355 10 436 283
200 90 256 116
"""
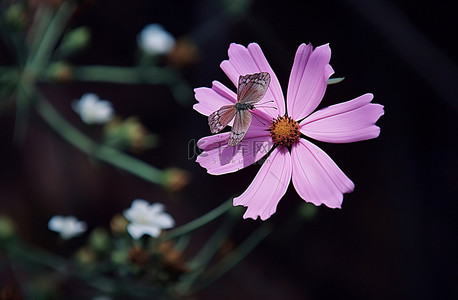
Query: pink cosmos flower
194 43 384 220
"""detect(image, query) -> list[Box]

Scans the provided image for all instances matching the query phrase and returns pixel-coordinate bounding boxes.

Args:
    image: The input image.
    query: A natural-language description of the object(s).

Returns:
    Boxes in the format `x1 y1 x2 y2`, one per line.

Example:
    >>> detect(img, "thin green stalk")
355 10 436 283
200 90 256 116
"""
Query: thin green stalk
173 235 191 252
12 84 30 143
29 1 75 71
77 274 163 298
72 65 177 85
71 65 192 105
12 2 75 142
34 94 168 186
161 198 234 241
0 7 28 65
94 146 167 185
5 241 67 271
191 223 272 293
5 241 162 298
25 6 52 63
176 217 235 294
188 219 234 269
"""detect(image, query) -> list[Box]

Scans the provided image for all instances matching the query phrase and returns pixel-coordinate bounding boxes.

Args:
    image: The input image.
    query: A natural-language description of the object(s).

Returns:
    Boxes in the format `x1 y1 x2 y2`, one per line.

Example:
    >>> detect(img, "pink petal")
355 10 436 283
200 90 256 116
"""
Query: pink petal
300 93 384 143
234 146 292 220
287 43 334 120
286 43 313 117
193 81 236 117
220 43 285 117
196 129 273 175
291 139 354 208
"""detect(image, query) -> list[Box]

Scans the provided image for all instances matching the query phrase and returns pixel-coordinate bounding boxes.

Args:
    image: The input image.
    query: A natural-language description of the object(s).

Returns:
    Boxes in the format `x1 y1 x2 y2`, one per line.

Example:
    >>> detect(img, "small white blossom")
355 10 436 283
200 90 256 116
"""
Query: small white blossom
137 24 175 55
123 199 174 239
48 215 87 240
72 93 114 124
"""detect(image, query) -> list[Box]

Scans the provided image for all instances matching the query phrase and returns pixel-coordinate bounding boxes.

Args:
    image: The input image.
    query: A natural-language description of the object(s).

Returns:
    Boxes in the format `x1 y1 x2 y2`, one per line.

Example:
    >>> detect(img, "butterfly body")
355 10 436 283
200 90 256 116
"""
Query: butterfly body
235 102 255 111
208 72 271 147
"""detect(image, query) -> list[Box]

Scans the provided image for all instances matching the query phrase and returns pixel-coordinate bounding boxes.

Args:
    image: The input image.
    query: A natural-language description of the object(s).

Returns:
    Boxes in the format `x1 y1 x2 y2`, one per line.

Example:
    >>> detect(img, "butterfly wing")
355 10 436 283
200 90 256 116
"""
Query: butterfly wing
208 72 269 144
208 105 237 134
228 109 252 147
237 72 271 104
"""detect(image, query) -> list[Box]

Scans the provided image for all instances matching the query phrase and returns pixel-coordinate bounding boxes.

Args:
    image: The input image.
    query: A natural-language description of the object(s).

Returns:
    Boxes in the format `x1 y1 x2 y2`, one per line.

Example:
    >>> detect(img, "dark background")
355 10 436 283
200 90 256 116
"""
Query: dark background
1 0 457 299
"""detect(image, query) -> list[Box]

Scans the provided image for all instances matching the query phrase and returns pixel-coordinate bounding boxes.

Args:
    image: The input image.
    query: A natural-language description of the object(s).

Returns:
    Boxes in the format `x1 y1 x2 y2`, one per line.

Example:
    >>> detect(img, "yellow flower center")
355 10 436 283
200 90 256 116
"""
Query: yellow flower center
269 115 301 147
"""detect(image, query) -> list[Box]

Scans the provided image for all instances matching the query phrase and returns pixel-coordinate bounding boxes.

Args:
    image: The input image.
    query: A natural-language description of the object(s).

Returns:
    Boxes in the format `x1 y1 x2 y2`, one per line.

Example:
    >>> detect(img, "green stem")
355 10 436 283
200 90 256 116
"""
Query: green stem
71 65 178 85
12 84 30 144
5 241 67 271
70 65 192 105
28 1 75 71
25 6 52 64
0 7 28 65
191 223 272 293
161 199 234 241
4 241 162 297
176 217 235 294
34 93 167 186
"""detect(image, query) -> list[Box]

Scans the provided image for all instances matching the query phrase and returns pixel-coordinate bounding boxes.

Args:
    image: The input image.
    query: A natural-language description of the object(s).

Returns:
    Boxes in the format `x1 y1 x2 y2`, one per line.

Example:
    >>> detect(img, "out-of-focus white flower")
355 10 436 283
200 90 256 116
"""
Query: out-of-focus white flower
137 24 175 55
48 215 87 239
72 93 114 124
123 199 174 239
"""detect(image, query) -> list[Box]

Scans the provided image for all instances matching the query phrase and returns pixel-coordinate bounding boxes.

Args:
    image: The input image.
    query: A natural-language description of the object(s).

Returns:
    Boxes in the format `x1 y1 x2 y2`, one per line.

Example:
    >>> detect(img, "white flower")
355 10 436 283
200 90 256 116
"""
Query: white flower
137 24 175 55
48 215 87 239
72 93 114 124
123 199 174 239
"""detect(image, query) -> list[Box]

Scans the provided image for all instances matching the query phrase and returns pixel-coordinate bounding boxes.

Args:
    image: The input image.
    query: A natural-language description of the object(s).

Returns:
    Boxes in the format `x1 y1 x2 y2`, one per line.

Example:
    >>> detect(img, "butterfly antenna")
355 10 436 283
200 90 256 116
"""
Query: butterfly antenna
256 99 277 110
256 105 277 110
257 99 275 106
252 113 267 126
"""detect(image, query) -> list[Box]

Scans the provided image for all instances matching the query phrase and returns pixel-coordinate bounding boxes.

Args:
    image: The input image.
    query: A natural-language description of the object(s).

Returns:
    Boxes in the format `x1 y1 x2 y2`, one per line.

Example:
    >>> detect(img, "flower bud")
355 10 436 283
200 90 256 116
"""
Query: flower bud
74 247 97 265
104 117 158 152
58 27 91 57
5 4 27 31
89 228 111 254
0 215 15 241
167 38 199 68
47 61 73 82
164 168 190 192
111 249 128 266
110 214 128 235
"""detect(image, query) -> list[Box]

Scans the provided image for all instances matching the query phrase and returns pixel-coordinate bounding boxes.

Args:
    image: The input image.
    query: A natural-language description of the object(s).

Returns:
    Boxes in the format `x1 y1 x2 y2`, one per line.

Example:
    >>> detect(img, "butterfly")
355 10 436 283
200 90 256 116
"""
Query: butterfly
208 72 271 147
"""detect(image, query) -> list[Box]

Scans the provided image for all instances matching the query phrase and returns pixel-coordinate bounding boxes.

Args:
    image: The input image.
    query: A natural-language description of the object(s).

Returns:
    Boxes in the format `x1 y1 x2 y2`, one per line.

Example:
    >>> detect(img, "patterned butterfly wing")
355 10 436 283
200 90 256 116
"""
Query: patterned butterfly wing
208 105 237 134
237 72 271 104
228 109 252 147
